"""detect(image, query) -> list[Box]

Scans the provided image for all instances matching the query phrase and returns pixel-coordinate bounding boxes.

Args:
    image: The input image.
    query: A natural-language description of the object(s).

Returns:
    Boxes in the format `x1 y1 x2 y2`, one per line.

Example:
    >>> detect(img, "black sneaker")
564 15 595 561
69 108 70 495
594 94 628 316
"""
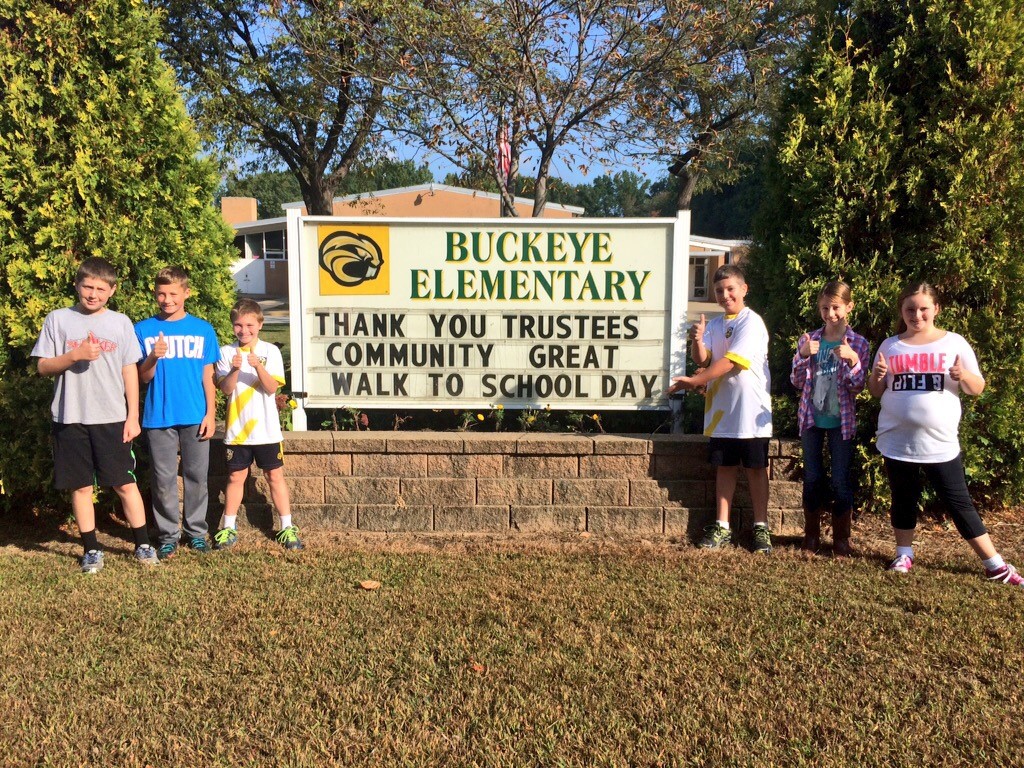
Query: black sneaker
186 537 210 553
752 525 773 554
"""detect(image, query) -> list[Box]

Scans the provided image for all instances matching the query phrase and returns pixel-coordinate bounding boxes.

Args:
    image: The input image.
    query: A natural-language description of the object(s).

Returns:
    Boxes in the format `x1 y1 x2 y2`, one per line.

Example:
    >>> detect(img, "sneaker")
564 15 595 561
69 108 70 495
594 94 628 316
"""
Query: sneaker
157 542 178 561
213 527 238 550
986 563 1024 587
134 544 160 566
887 555 914 573
697 522 731 549
80 549 104 574
752 525 773 555
186 537 211 554
276 525 304 551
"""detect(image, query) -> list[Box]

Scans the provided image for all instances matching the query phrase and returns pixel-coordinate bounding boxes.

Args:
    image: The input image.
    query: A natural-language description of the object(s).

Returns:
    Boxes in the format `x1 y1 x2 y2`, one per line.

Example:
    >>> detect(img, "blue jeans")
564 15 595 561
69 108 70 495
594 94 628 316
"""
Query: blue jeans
801 426 854 515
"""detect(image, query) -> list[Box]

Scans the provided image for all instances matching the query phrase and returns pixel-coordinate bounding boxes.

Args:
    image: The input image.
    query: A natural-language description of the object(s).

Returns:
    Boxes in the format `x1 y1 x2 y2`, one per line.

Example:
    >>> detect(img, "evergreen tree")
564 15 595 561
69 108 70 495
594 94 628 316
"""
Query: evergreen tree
749 0 1024 502
0 0 237 512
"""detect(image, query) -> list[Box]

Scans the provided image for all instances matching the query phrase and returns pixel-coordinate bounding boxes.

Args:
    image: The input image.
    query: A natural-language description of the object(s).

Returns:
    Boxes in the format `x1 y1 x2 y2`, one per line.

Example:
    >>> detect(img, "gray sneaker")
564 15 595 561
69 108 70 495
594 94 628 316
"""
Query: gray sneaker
134 544 160 566
213 527 238 550
752 525 773 554
697 522 732 549
80 549 104 574
276 525 304 551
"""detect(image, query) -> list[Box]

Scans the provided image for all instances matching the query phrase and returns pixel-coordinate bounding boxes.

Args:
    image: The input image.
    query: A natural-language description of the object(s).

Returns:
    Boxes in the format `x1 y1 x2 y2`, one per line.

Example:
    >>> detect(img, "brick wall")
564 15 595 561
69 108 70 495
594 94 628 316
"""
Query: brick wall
209 432 803 538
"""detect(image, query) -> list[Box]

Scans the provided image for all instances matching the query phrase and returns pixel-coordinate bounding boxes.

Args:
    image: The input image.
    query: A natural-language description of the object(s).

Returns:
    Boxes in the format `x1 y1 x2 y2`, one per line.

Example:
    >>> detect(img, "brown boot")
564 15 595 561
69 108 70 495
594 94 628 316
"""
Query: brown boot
832 511 853 557
802 508 821 553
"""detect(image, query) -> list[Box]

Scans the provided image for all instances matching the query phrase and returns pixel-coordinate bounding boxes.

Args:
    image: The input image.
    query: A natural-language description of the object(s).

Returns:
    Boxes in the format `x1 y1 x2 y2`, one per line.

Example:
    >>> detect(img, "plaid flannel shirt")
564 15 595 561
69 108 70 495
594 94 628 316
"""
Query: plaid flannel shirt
790 326 870 440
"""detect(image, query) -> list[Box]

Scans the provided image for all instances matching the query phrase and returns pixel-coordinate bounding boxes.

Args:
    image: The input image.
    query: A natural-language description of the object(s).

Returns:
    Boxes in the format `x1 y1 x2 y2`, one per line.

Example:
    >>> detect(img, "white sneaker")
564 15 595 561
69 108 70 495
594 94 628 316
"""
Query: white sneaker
887 555 913 574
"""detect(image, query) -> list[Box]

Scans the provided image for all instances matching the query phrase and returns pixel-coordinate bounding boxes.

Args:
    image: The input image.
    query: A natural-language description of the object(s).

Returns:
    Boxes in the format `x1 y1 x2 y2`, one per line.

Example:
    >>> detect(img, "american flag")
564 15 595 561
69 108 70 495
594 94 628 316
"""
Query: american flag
497 125 511 184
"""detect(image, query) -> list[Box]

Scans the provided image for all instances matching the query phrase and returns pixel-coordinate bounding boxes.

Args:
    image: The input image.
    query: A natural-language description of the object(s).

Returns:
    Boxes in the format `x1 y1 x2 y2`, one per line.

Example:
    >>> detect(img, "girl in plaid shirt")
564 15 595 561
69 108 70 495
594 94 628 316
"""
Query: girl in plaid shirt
790 281 869 556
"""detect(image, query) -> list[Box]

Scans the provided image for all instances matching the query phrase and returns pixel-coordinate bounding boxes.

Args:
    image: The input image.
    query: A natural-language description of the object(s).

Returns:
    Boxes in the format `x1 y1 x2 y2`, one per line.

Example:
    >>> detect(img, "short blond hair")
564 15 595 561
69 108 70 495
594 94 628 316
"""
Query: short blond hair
230 298 263 323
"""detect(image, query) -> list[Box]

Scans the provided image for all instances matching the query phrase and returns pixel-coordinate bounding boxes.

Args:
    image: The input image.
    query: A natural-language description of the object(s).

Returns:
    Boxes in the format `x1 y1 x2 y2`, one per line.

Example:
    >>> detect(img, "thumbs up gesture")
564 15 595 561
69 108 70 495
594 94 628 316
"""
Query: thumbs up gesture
153 331 167 359
948 354 963 382
75 331 102 362
688 313 707 342
835 337 860 367
798 333 819 359
231 347 244 371
873 351 888 381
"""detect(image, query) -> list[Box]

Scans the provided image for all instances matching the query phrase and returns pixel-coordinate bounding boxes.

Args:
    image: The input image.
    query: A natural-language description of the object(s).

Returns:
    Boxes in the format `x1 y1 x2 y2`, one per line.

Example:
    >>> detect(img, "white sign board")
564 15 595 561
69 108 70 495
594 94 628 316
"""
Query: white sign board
287 212 690 427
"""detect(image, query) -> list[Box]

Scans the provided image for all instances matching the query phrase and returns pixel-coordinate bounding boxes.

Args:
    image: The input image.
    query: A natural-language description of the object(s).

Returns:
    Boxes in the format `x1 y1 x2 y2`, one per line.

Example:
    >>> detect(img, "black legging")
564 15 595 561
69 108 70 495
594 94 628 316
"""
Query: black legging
884 454 987 540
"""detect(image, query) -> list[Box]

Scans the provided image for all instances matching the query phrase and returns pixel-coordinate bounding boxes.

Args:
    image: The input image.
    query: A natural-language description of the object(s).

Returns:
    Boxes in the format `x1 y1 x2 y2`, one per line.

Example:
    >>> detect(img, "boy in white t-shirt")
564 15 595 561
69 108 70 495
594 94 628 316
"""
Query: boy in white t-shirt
213 299 303 551
669 265 774 553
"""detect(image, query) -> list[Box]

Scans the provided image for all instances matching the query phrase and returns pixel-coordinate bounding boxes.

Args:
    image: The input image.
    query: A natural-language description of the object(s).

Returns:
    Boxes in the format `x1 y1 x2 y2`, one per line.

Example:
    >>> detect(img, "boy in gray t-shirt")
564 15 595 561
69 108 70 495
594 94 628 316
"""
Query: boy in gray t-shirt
31 257 159 573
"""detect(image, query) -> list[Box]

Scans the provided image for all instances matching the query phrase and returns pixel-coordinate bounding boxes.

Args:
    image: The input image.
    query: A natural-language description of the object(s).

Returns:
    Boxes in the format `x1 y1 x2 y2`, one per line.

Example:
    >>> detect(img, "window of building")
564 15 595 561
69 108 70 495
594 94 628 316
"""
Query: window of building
234 230 287 260
264 229 285 260
690 256 709 300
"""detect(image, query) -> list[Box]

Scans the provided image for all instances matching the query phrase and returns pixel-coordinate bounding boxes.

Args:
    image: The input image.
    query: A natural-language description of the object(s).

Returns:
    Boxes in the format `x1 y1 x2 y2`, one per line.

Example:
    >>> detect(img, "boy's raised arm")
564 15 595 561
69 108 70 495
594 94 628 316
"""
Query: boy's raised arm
38 333 101 377
137 331 167 384
688 313 710 367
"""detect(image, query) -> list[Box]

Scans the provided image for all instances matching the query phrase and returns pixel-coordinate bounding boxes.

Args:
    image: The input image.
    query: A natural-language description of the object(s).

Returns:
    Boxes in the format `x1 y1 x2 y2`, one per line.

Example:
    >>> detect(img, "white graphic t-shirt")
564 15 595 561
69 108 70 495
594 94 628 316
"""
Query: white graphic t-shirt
215 339 286 446
701 307 773 438
875 332 981 463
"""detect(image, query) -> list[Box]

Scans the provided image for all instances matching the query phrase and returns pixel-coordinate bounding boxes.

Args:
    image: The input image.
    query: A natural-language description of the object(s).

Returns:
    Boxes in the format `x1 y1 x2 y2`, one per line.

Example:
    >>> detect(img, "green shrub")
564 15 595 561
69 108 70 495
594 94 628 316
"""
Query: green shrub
0 0 237 514
749 0 1024 507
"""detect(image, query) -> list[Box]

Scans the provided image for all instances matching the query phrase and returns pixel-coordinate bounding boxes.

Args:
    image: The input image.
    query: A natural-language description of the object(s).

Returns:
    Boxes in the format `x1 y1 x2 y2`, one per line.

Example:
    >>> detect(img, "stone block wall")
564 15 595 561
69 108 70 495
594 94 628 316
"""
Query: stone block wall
208 433 803 539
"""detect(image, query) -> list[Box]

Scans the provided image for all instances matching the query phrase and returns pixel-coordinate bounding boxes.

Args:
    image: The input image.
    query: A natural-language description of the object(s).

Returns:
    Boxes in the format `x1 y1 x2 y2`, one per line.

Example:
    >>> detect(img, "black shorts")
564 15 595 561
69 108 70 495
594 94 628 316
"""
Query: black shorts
708 437 770 469
52 422 138 490
225 443 285 472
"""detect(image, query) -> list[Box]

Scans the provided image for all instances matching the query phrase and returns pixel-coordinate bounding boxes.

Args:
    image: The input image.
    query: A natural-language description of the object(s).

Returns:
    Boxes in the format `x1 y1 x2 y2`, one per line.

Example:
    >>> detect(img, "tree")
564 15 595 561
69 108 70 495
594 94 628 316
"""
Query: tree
223 170 302 219
155 0 409 215
749 0 1024 502
340 157 434 195
677 143 770 236
0 0 237 512
571 171 656 217
395 0 667 216
636 0 812 209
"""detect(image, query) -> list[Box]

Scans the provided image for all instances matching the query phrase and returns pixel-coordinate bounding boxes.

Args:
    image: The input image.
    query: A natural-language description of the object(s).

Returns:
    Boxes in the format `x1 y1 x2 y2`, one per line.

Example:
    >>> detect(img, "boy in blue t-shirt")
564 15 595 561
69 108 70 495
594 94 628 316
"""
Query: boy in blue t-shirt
135 266 219 559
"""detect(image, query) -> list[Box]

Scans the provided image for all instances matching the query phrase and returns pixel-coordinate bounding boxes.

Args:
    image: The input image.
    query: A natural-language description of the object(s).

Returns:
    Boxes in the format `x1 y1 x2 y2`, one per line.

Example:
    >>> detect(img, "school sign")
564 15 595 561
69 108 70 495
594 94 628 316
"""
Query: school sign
286 210 691 429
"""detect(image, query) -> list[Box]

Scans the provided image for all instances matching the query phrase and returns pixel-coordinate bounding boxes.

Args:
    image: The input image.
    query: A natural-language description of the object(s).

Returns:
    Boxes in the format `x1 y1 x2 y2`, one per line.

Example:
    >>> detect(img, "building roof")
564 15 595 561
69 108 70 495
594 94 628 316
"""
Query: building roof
279 182 586 216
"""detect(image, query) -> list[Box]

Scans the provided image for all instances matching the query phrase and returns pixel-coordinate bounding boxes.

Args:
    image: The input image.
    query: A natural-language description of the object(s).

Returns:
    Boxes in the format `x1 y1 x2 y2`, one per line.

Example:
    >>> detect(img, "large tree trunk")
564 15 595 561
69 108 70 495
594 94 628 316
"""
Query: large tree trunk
673 168 699 211
297 173 336 216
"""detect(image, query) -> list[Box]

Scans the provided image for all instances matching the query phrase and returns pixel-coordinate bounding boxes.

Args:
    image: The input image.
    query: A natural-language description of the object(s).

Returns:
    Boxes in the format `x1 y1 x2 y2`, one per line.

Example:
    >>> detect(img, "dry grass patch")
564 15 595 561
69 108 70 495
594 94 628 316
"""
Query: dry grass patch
1 516 1023 767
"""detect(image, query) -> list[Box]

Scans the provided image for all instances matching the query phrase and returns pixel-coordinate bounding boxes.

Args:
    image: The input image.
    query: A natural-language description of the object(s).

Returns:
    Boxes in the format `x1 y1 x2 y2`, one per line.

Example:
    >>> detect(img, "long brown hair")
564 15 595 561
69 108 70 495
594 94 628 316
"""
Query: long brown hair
895 281 940 334
819 280 852 304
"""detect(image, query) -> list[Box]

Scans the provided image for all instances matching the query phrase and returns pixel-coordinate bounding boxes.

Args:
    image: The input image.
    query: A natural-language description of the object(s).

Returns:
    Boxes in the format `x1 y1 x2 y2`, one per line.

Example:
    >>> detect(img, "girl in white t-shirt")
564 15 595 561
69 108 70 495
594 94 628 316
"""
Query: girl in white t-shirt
868 281 1020 586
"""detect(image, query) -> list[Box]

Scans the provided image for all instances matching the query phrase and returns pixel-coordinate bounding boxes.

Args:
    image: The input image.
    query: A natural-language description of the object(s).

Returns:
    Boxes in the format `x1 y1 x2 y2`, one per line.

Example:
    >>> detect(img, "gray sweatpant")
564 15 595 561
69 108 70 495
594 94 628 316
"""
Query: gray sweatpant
147 426 210 544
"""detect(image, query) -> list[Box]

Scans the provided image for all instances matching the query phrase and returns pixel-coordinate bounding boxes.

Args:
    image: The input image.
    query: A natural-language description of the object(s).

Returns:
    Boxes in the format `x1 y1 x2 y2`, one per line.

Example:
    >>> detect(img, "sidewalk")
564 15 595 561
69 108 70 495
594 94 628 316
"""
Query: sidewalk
258 297 289 325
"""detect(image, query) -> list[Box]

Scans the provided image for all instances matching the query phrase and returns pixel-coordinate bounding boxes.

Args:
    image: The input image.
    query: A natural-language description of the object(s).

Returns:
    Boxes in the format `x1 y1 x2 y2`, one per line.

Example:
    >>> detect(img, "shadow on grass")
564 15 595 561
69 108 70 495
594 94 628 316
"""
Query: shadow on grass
0 505 144 566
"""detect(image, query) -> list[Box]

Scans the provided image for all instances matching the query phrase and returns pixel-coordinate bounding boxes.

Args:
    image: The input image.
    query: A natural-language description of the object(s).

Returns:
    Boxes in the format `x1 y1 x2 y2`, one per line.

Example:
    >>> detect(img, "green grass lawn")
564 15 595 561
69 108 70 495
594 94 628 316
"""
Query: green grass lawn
2 522 1023 767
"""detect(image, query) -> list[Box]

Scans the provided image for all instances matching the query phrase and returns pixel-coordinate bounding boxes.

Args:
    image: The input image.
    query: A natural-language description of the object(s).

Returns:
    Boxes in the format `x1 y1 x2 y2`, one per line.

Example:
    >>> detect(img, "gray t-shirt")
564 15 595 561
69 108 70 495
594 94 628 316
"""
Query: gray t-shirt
31 306 143 424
